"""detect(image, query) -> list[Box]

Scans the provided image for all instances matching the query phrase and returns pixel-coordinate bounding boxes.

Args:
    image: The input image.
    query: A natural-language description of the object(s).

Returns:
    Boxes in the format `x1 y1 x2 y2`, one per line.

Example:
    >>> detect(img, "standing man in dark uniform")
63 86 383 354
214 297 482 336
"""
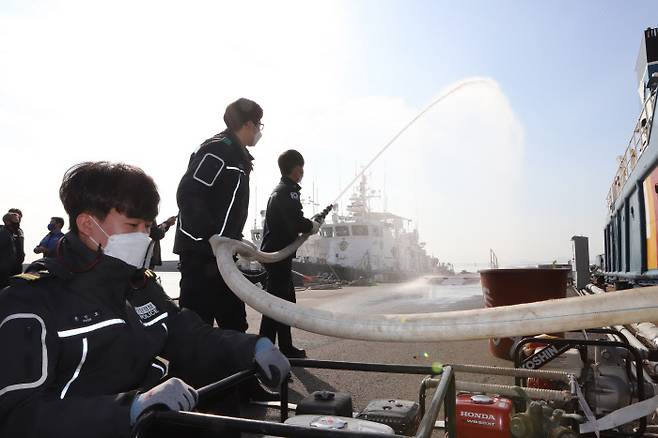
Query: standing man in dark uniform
0 161 290 438
260 150 320 358
7 208 24 275
174 98 263 332
0 213 18 288
148 215 176 270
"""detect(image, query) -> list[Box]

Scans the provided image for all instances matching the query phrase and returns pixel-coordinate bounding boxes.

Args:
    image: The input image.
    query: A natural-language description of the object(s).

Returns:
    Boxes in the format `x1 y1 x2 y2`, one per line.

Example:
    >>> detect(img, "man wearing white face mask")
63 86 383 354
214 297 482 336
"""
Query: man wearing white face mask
86 215 154 268
0 161 290 438
174 98 263 333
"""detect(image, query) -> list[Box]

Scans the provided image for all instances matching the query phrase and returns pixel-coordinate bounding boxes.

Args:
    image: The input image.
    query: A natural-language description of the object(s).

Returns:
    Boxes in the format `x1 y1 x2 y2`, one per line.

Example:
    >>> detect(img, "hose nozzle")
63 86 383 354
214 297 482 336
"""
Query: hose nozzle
313 204 334 224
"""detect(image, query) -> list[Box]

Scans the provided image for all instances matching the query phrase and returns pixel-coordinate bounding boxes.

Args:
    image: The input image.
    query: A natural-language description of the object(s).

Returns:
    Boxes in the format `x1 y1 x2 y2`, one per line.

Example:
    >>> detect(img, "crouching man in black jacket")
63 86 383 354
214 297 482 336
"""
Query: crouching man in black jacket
0 161 290 438
259 150 320 358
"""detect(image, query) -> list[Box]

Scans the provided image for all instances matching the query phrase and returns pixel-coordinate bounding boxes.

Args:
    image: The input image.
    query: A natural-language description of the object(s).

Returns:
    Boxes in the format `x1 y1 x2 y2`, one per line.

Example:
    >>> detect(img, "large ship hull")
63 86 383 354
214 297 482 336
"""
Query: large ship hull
292 260 368 285
604 28 658 282
292 259 416 284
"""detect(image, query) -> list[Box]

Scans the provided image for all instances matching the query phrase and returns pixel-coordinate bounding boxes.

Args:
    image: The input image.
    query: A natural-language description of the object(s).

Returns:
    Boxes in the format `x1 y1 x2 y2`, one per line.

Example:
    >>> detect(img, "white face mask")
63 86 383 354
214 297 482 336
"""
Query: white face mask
89 217 154 268
253 130 262 146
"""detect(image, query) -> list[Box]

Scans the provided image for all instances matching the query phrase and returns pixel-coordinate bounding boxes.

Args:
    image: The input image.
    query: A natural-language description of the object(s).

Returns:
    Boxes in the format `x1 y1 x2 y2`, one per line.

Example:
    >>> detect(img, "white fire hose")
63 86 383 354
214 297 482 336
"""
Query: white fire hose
211 235 658 342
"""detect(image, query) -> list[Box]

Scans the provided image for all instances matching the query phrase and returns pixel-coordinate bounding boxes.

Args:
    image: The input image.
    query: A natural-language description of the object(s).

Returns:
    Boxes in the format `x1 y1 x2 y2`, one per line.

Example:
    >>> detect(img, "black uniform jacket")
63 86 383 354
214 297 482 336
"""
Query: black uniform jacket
0 225 17 280
12 227 25 275
174 130 254 257
261 177 313 256
0 233 259 438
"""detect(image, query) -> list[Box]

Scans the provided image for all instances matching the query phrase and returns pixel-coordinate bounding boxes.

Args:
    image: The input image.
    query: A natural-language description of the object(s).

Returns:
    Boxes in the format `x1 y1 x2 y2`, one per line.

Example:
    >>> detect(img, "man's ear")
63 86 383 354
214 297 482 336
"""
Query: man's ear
76 213 95 238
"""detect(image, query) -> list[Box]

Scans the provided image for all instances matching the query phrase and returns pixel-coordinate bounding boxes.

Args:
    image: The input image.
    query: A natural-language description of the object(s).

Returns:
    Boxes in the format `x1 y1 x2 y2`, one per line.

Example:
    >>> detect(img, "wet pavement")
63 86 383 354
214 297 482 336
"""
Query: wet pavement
158 273 484 315
295 278 483 314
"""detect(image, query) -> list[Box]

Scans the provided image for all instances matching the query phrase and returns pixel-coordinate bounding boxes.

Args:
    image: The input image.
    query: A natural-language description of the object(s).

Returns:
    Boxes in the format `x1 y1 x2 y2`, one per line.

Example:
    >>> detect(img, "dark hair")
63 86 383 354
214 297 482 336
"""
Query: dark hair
8 208 22 217
278 149 305 176
51 217 65 228
223 98 263 131
2 213 13 225
60 162 160 232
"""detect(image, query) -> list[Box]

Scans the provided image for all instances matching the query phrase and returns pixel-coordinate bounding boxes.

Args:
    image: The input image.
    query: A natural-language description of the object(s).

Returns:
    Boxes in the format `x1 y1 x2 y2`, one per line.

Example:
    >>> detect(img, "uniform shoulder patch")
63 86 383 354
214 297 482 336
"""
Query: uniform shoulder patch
220 137 232 146
12 273 41 281
290 192 299 200
11 271 50 282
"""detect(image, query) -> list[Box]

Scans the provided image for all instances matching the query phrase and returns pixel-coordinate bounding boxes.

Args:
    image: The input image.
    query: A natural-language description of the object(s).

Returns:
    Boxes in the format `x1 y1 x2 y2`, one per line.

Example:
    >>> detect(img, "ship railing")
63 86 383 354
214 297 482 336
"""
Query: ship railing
607 88 657 212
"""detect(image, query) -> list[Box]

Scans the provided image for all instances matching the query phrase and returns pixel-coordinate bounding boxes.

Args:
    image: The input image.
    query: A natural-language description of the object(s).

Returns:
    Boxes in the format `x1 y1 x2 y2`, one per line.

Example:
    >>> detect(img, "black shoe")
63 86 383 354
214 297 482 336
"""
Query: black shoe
281 346 307 358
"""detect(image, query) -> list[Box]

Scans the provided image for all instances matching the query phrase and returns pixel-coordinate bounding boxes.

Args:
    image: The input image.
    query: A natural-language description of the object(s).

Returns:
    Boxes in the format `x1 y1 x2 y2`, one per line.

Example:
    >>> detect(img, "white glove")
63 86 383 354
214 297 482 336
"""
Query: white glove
254 338 291 390
130 377 198 425
309 220 321 235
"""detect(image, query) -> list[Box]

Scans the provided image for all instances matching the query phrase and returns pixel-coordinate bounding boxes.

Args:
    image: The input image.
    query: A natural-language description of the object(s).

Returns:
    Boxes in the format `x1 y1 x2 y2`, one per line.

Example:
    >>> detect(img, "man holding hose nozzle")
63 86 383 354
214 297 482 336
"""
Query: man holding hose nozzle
259 150 321 358
0 161 290 438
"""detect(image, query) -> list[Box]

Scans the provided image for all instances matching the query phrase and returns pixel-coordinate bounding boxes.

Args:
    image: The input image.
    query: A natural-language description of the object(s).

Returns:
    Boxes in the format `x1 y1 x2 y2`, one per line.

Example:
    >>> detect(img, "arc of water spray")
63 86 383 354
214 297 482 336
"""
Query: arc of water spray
207 78 658 342
331 77 497 205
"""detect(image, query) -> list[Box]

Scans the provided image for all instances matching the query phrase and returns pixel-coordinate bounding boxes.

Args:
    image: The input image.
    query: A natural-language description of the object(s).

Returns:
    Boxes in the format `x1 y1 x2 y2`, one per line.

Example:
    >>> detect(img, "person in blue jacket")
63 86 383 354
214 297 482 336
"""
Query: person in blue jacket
34 216 65 257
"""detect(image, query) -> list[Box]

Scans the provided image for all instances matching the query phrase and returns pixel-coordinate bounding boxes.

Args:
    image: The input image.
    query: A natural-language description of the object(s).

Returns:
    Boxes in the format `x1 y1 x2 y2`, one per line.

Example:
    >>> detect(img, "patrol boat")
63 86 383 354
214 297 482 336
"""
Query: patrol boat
250 175 444 283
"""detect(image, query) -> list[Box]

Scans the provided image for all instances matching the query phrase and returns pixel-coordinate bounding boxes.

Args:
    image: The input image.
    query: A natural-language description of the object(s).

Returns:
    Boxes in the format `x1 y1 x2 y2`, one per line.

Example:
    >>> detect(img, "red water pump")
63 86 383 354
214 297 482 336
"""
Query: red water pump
455 393 514 438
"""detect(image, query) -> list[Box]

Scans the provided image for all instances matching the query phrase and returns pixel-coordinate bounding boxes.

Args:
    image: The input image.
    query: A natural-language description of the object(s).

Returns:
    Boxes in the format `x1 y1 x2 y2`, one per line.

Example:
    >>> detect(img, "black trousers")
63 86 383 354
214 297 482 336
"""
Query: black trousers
259 257 296 349
178 252 248 332
0 268 10 289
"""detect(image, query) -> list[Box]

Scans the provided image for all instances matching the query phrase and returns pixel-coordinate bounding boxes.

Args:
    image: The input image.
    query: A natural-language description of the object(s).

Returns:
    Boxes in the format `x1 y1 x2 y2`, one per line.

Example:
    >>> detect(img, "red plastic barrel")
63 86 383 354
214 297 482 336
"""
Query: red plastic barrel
480 268 569 360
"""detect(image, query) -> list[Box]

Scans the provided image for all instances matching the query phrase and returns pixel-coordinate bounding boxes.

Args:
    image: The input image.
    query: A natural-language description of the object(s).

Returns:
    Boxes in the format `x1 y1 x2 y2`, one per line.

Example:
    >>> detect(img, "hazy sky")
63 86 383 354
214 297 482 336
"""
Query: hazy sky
2 1 657 266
